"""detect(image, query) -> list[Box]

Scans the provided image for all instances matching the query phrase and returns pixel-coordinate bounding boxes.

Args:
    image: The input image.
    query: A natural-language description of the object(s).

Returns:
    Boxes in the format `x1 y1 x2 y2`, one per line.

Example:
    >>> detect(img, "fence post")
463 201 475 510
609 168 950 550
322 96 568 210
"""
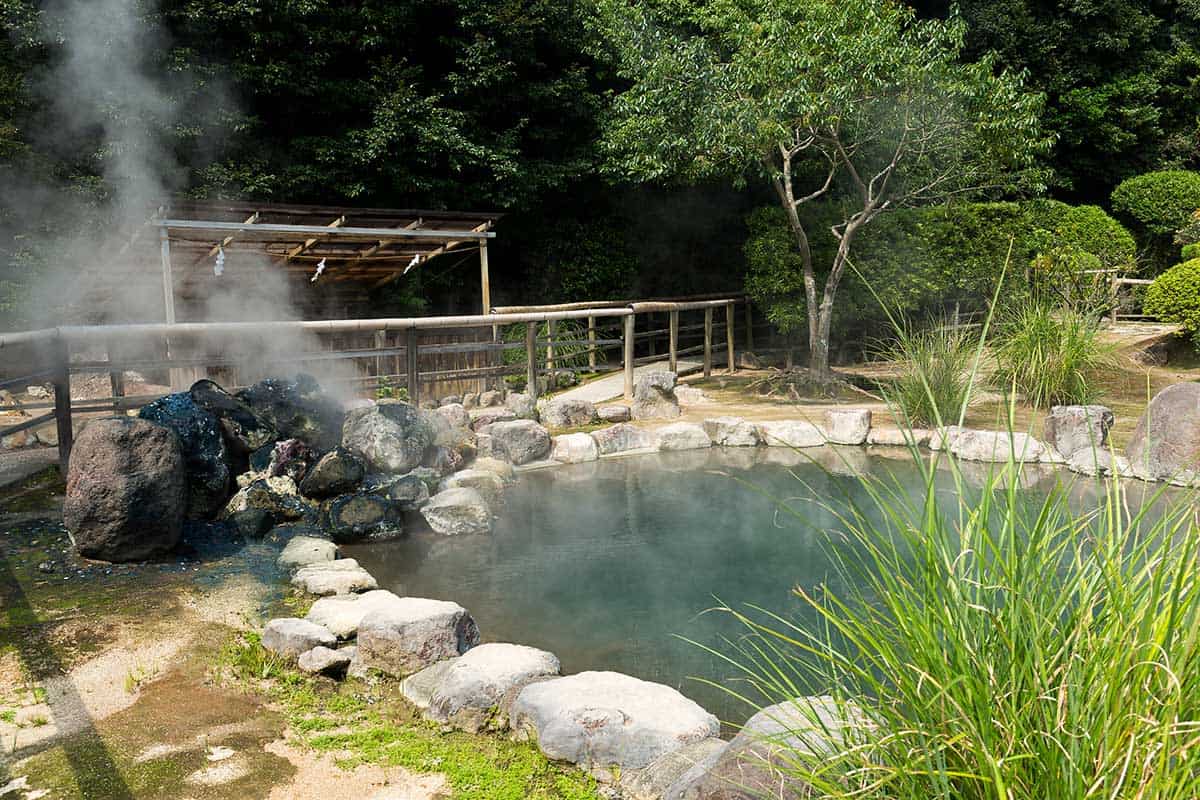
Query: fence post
545 319 555 372
1110 276 1119 324
526 322 539 398
668 310 679 374
744 301 754 352
406 328 419 405
587 316 597 371
703 307 713 378
51 335 73 472
624 314 635 402
726 301 736 373
107 338 125 414
373 330 386 383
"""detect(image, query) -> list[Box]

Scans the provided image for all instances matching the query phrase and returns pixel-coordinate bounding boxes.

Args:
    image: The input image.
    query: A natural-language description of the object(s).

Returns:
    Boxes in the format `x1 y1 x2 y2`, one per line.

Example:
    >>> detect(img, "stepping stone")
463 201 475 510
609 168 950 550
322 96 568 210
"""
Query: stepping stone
305 589 407 640
262 618 336 659
356 597 480 678
290 558 377 596
297 645 353 677
656 422 711 451
423 643 560 733
276 536 338 573
758 420 824 448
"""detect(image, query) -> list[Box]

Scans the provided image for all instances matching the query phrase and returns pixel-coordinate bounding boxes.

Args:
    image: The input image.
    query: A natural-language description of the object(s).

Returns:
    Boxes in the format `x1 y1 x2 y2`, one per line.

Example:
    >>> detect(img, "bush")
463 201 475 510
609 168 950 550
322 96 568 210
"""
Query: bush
1184 243 1200 261
876 320 975 428
991 302 1115 408
1112 169 1200 272
1144 258 1200 341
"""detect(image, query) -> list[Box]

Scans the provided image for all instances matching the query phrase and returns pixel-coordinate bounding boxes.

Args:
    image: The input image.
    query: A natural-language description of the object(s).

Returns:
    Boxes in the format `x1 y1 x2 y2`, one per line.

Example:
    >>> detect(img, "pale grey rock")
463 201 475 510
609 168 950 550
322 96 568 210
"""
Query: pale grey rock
592 423 660 455
950 429 1044 463
550 433 600 463
290 558 378 596
674 386 708 406
479 390 502 407
438 468 505 505
1126 383 1200 481
928 425 964 452
702 417 760 447
470 407 518 429
276 536 338 573
1044 405 1114 459
421 487 492 536
297 645 352 676
487 419 552 465
356 597 480 678
262 618 336 659
306 589 407 640
758 420 824 448
511 671 719 773
597 405 631 423
1067 447 1130 477
656 422 712 451
631 371 681 421
461 392 480 410
341 400 434 474
434 402 471 431
622 738 727 800
470 456 516 483
400 658 457 711
539 398 597 429
823 409 871 445
505 391 538 420
867 427 931 447
386 473 431 510
425 643 561 733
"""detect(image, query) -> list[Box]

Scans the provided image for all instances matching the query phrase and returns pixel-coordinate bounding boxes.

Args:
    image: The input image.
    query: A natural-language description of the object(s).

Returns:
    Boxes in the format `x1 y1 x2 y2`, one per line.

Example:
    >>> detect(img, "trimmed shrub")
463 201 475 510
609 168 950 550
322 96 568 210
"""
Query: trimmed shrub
1144 258 1200 341
1183 243 1200 261
1111 170 1200 272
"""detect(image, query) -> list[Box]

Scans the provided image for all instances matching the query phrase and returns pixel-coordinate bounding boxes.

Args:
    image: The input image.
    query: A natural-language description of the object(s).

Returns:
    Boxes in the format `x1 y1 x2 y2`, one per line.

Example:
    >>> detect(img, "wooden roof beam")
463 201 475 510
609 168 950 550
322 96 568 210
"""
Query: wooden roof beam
191 211 259 267
371 221 492 289
286 215 345 262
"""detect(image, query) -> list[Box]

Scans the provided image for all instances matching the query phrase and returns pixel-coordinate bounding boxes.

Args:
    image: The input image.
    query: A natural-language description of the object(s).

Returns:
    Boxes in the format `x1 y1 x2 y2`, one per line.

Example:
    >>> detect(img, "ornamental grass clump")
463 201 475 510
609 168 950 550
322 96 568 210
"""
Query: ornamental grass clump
710 455 1200 799
991 301 1115 408
875 319 974 428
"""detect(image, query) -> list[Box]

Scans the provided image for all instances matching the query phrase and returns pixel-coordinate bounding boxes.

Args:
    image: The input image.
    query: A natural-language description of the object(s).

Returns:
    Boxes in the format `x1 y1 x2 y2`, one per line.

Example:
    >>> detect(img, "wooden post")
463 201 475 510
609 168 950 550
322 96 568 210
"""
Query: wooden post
648 312 657 358
545 319 556 371
107 338 125 414
587 316 597 371
525 322 538 398
159 227 185 390
51 335 73 472
744 301 754 352
623 314 635 402
406 328 419 405
726 301 736 373
1110 276 1119 324
668 310 679 374
703 307 713 378
373 330 386 381
479 242 491 316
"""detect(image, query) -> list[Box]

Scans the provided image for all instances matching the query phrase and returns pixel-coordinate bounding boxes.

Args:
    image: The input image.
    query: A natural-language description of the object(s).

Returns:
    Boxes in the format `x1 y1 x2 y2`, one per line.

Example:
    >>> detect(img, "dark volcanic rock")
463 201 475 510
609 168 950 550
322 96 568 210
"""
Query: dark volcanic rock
138 392 231 519
249 443 275 472
236 374 344 452
342 400 434 474
228 507 275 539
264 521 330 545
299 447 365 498
190 379 276 453
387 473 431 510
223 477 316 523
64 417 186 562
268 438 313 482
325 492 404 543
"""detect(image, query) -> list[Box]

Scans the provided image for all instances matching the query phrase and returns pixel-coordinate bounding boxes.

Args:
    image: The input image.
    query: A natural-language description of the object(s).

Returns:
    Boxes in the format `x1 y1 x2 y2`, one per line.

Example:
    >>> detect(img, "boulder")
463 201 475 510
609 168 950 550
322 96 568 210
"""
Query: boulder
867 427 931 447
400 659 457 711
276 535 339 573
487 420 552 465
264 522 328 546
462 392 480 410
387 473 432 510
1125 383 1200 480
1044 405 1114 460
702 417 761 447
223 476 314 523
299 447 366 498
306 589 408 640
592 423 660 455
438 469 505 505
325 493 404 544
950 429 1044 463
356 598 480 678
297 645 353 677
823 409 871 445
657 422 713 451
291 558 378 596
674 386 708 406
423 643 561 733
666 696 867 800
511 671 720 773
540 398 598 429
504 392 538 420
235 374 345 452
434 402 472 431
928 425 963 452
227 507 274 539
421 488 492 536
64 417 186 562
1067 448 1130 478
262 618 336 659
470 407 518 429
138 392 230 519
631 371 681 421
423 445 465 476
598 405 632 423
266 438 313 483
550 433 600 463
342 400 434 474
440 395 462 407
189 379 276 453
470 457 516 483
622 739 727 800
479 390 502 407
758 420 824 449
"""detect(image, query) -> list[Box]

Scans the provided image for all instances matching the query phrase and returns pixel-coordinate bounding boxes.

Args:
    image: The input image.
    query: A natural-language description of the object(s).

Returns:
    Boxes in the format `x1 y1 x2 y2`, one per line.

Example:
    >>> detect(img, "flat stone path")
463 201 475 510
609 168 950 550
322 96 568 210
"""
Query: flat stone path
554 360 703 404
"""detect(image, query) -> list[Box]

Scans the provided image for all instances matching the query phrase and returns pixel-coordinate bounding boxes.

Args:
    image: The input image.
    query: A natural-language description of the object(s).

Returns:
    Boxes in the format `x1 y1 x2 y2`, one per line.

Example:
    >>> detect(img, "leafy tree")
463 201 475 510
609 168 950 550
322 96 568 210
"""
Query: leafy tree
596 0 1044 381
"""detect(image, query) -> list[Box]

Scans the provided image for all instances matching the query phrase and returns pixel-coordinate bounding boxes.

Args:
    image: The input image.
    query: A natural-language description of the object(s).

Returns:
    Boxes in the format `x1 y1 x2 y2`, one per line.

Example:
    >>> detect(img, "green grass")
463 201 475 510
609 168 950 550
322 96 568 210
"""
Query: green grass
875 319 975 427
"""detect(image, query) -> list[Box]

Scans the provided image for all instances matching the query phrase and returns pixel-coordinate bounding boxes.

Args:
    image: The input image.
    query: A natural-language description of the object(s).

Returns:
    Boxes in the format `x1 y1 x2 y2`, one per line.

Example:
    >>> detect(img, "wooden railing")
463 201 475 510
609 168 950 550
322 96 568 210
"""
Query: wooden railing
0 296 755 471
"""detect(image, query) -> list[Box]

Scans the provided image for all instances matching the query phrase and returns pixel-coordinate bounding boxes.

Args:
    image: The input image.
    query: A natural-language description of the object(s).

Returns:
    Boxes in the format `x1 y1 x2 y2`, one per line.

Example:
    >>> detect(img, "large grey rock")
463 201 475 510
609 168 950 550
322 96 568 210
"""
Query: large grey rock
470 456 516 483
324 492 404 543
479 390 502 407
421 487 492 535
950 429 1044 463
386 473 431 510
823 409 871 445
299 447 365 498
703 417 761 447
277 535 338 573
290 558 378 596
306 589 407 640
657 422 712 451
1067 448 1130 478
928 425 964 451
342 400 434 474
1044 405 1114 459
539 398 597 429
434 402 472 431
222 475 315 524
511 671 720 773
471 407 518 429
622 739 728 800
758 420 824 448
64 417 186 562
666 696 867 800
423 643 561 732
138 392 230 519
1126 383 1200 481
297 645 353 677
632 371 681 420
356 598 480 678
487 420 551 465
401 659 457 710
592 423 660 455
505 392 538 420
551 432 600 463
438 468 506 505
867 427 931 447
674 385 708 406
262 617 336 659
598 404 631 423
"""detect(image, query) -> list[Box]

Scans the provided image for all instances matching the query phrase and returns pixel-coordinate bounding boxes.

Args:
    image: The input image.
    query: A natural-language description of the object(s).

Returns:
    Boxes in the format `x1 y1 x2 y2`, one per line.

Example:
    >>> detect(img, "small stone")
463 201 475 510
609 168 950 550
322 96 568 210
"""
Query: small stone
504 392 538 420
299 447 365 498
592 423 660 455
597 405 631 423
758 419 824 448
539 398 598 429
470 457 516 483
631 371 681 421
438 469 506 505
291 559 378 596
479 390 502 407
867 427 931 447
470 407 518 429
950 429 1044 463
387 474 431 510
656 422 712 451
262 618 336 659
297 645 352 677
324 493 403 544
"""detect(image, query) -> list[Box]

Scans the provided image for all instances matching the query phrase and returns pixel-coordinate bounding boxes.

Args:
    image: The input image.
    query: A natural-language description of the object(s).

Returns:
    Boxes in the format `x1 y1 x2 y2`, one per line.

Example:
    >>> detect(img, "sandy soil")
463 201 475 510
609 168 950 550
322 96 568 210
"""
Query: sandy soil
264 740 448 800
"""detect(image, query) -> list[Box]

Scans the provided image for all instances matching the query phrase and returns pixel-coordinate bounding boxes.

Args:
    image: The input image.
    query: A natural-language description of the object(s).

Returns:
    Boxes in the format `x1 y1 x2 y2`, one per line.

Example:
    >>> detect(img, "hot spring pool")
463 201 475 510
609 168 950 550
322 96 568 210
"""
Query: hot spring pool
343 446 1160 724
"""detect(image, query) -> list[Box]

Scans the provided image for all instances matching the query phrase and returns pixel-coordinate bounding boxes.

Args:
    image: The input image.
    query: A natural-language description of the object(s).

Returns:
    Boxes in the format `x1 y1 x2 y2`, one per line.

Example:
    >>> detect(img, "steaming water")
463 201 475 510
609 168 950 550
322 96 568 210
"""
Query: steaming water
345 446 1170 725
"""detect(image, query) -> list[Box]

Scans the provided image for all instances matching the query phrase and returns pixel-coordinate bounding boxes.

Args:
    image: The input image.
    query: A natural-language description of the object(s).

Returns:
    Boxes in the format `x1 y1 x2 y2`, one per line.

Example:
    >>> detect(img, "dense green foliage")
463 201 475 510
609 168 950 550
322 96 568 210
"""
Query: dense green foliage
1144 257 1200 342
991 302 1114 408
1112 170 1200 272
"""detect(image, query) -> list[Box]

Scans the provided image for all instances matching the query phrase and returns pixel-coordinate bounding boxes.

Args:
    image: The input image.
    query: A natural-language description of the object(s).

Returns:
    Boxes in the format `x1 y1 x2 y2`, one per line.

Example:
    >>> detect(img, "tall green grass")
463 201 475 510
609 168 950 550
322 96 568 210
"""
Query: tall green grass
876 320 975 428
991 302 1116 408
